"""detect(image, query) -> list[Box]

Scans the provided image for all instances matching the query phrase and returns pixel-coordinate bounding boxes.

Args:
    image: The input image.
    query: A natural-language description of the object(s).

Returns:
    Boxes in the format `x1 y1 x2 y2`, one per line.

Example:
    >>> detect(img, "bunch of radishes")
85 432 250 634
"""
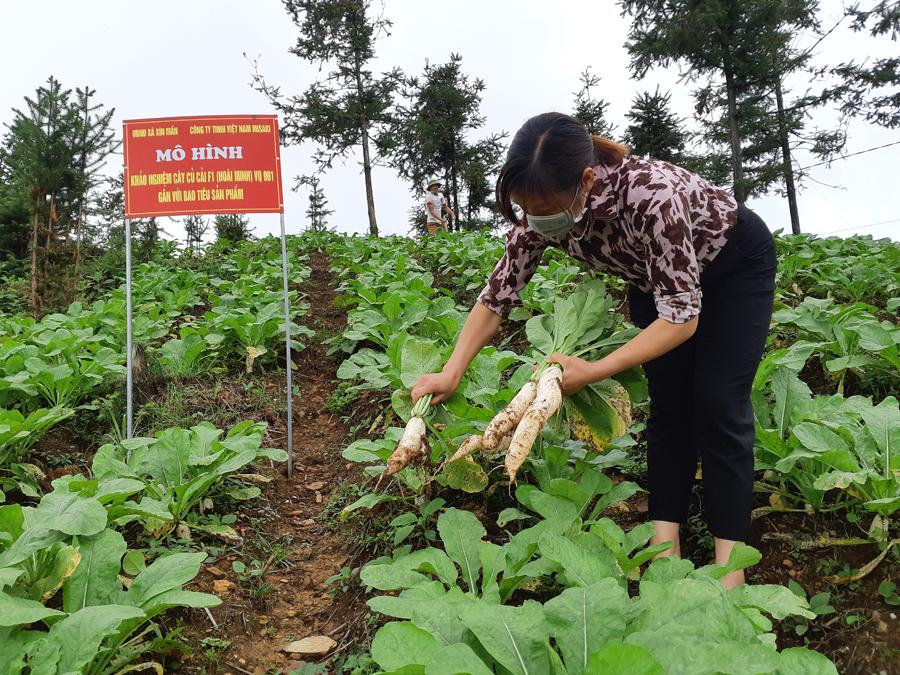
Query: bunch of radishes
379 280 636 486
381 362 564 484
447 364 563 482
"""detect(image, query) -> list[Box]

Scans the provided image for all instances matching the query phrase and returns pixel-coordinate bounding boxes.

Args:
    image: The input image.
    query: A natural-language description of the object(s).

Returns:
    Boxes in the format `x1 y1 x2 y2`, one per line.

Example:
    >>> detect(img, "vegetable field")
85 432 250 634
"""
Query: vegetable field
0 229 897 674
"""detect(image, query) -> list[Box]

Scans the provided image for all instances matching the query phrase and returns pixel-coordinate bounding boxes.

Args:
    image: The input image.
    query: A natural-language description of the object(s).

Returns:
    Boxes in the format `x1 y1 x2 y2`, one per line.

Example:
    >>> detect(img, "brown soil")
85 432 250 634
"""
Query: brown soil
31 426 91 486
750 513 899 674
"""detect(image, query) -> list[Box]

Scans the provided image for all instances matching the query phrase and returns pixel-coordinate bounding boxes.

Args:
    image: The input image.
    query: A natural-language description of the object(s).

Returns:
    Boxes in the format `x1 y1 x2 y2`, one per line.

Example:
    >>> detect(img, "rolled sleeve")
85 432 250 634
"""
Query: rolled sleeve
636 185 702 324
477 223 547 319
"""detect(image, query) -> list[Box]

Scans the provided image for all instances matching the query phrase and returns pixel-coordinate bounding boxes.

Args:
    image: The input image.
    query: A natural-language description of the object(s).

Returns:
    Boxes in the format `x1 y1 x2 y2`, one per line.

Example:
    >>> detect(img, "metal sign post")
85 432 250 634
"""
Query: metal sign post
125 216 134 439
278 212 294 475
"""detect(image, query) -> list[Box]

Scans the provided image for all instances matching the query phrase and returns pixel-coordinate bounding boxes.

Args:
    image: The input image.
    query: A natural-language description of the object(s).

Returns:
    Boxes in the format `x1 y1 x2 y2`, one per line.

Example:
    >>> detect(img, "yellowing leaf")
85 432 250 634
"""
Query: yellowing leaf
245 345 267 373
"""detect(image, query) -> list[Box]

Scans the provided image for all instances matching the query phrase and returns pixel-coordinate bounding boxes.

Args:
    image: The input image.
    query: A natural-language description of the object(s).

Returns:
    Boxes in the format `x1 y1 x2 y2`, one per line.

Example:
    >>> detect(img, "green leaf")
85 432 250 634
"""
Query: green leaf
63 529 126 612
641 557 694 585
479 541 504 600
460 600 550 675
367 581 448 619
409 588 479 645
625 634 780 675
792 423 849 455
813 470 870 491
590 481 642 520
525 315 555 356
727 584 815 621
0 591 65 627
361 548 458 592
771 367 812 438
126 552 207 611
584 643 663 675
399 337 442 389
544 579 630 675
0 568 23 590
437 508 485 594
405 548 459 587
122 549 146 576
497 508 531 528
631 578 758 648
25 604 145 673
360 561 428 592
694 543 762 581
860 396 899 477
425 643 493 675
538 533 621 587
371 621 439 670
775 647 839 674
25 484 108 537
340 492 399 519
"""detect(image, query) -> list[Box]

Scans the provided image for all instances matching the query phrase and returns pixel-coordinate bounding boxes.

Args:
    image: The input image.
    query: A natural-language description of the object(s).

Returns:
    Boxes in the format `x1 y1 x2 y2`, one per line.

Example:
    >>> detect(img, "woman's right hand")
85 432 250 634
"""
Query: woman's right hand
411 370 459 405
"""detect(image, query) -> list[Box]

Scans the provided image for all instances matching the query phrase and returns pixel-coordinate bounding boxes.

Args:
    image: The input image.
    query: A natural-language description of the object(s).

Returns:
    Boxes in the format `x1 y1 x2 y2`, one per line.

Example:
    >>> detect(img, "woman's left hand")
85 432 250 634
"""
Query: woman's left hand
546 352 599 396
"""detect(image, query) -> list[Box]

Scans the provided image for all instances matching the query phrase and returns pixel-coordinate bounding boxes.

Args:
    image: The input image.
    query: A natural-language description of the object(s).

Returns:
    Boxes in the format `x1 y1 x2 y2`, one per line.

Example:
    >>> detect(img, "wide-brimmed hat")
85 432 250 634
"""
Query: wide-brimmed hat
425 177 442 189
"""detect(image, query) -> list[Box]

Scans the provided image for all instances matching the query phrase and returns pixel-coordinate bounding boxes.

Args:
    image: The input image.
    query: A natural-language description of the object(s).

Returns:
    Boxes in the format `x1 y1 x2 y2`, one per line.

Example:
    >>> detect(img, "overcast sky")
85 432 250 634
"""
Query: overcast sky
2 0 898 242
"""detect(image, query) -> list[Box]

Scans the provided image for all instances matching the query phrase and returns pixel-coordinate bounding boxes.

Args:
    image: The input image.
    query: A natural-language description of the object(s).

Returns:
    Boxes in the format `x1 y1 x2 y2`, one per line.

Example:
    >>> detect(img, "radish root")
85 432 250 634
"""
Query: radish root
445 431 512 466
483 380 537 451
380 394 432 483
384 416 428 477
505 365 563 483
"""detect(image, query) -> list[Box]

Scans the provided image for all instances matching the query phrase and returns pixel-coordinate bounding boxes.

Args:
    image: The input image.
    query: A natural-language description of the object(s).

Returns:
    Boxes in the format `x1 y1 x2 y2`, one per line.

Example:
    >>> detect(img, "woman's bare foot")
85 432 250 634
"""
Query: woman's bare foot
714 537 747 589
719 569 746 589
651 520 682 559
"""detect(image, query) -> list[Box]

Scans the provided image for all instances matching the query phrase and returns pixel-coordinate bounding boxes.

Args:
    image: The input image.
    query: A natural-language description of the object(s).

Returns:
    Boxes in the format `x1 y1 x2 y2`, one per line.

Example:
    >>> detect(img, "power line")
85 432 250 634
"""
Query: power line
797 140 900 171
818 217 900 235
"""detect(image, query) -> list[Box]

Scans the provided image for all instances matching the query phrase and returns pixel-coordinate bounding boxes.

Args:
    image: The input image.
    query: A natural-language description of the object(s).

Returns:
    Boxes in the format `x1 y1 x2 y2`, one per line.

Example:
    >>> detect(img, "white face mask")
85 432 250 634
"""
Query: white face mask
525 186 587 238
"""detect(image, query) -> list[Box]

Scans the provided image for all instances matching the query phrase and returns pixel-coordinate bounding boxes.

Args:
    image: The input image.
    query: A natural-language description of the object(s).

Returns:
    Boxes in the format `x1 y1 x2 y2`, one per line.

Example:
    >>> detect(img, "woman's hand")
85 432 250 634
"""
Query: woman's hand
546 352 602 396
411 370 460 405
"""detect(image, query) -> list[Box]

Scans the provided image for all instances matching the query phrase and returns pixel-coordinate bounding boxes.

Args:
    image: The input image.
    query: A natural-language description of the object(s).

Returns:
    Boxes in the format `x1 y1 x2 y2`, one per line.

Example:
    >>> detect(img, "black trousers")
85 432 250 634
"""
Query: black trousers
628 204 776 541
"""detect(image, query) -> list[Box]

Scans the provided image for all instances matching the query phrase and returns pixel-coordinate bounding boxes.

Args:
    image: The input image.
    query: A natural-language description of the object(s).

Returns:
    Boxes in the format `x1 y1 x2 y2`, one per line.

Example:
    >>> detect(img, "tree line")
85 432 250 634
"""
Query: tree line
1 0 896 311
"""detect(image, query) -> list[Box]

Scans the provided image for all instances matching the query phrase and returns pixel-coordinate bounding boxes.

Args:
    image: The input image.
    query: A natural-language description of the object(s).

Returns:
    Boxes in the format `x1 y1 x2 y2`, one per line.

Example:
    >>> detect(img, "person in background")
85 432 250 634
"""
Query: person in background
424 178 455 235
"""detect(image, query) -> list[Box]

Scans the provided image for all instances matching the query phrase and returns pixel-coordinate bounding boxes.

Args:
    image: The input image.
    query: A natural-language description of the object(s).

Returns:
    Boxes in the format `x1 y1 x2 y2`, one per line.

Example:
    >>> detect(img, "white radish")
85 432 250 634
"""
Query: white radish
505 365 563 482
482 380 538 451
383 415 427 477
445 434 483 465
445 431 512 466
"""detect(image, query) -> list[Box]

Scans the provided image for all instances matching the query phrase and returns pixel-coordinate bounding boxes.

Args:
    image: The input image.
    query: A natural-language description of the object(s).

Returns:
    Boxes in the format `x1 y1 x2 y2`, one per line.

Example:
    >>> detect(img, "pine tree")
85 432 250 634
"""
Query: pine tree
184 215 209 252
3 77 80 311
252 0 398 236
214 214 252 243
382 54 505 231
297 174 333 231
624 88 688 162
90 174 125 248
70 86 117 298
620 0 843 233
820 1 900 128
572 68 616 138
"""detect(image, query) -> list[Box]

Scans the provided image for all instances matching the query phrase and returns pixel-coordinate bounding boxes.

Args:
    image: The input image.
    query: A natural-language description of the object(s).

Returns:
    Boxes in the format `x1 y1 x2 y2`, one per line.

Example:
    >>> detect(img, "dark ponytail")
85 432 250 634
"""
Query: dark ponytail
496 112 628 224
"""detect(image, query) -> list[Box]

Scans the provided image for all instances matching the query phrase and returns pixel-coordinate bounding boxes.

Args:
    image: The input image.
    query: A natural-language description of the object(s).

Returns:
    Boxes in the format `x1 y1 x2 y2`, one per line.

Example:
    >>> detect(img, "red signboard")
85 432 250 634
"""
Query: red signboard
123 114 283 218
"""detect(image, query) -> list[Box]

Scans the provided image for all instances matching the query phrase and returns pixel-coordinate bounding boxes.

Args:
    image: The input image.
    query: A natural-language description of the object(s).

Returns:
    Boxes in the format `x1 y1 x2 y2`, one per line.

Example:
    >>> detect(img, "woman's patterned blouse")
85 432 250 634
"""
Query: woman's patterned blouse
477 155 740 324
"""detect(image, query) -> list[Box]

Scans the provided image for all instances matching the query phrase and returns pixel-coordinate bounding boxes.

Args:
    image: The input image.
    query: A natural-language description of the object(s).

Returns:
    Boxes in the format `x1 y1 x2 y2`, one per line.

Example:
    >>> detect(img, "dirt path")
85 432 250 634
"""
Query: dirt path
179 251 370 673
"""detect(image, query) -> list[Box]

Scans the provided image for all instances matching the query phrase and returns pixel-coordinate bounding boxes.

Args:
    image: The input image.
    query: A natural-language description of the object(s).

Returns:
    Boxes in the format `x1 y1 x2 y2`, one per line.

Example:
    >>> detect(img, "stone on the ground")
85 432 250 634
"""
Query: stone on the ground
282 635 337 655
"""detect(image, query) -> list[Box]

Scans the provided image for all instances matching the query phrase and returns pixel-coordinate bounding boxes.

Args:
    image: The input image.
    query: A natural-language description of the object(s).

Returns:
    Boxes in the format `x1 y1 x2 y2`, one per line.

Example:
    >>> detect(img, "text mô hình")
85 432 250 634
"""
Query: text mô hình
156 145 243 162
